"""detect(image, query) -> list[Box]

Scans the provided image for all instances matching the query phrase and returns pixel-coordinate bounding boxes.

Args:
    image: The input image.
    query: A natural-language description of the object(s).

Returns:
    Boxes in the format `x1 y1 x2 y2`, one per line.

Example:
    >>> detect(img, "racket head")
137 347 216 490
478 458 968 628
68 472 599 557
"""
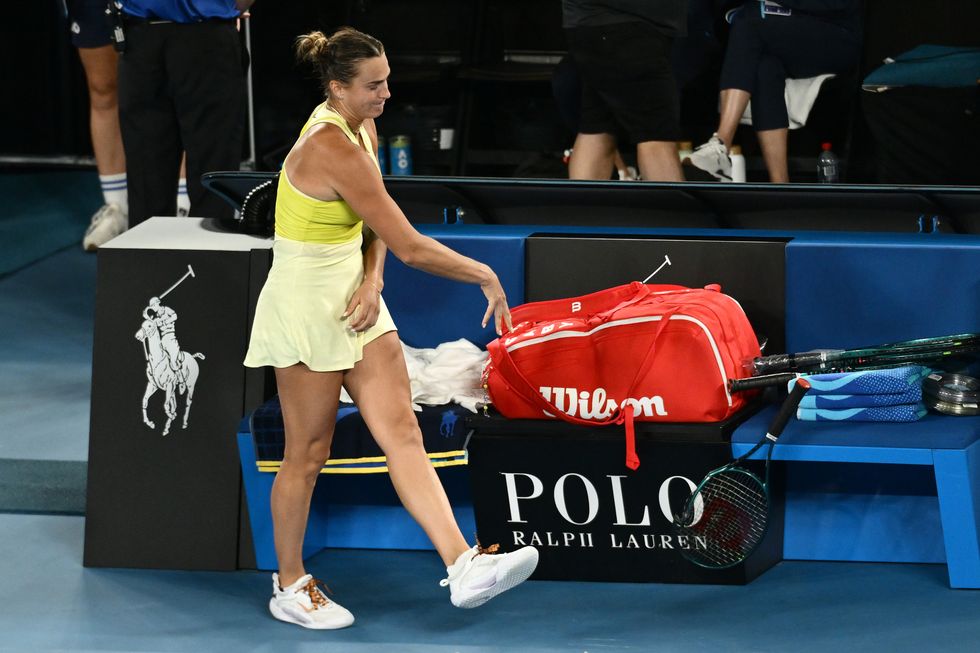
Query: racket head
674 465 770 569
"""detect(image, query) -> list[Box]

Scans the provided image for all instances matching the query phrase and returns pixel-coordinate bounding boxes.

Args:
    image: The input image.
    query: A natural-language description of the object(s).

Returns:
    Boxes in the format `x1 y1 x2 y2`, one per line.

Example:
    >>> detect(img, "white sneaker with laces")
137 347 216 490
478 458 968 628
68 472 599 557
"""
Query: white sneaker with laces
268 573 354 630
82 203 128 251
687 134 733 181
440 543 539 609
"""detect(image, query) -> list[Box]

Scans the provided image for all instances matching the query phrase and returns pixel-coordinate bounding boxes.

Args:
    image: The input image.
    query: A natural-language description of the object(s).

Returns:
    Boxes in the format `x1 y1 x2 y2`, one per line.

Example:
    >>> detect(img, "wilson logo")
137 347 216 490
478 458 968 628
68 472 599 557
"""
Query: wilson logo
539 386 667 419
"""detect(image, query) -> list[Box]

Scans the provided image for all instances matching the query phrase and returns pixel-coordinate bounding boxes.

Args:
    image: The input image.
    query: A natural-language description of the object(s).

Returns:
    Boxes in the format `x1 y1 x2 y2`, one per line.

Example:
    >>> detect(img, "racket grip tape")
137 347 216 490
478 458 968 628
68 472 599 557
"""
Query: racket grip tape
751 351 826 374
729 372 798 392
765 378 811 439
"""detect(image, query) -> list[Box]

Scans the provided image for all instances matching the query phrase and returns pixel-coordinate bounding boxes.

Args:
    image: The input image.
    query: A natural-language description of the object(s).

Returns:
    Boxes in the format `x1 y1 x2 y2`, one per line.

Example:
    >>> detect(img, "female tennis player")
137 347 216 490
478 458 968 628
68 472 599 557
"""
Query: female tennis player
244 27 538 629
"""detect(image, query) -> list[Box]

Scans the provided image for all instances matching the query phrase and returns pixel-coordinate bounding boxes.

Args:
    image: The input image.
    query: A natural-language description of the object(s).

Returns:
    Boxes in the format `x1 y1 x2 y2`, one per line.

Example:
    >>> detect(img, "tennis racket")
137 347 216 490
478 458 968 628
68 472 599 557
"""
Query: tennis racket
674 378 810 569
730 332 980 392
750 332 980 375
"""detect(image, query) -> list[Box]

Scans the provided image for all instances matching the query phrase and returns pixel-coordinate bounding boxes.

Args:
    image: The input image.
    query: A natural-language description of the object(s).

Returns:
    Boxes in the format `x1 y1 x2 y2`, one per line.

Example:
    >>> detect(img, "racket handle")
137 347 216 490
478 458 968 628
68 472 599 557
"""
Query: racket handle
729 372 799 392
750 351 837 375
765 378 811 438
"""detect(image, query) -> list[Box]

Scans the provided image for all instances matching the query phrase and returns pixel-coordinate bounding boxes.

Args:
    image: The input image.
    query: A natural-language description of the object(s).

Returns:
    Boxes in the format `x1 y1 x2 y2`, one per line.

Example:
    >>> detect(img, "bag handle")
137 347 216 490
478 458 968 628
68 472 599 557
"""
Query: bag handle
487 307 679 470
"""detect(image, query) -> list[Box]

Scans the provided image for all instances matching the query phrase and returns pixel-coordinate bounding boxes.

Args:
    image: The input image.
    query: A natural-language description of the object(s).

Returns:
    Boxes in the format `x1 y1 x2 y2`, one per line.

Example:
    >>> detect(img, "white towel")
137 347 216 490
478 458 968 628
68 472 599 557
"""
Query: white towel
739 73 836 130
340 338 487 412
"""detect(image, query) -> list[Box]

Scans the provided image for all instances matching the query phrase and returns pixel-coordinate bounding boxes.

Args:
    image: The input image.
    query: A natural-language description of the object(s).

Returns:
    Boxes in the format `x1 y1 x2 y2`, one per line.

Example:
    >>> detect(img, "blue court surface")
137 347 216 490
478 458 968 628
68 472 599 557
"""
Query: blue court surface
2 171 979 652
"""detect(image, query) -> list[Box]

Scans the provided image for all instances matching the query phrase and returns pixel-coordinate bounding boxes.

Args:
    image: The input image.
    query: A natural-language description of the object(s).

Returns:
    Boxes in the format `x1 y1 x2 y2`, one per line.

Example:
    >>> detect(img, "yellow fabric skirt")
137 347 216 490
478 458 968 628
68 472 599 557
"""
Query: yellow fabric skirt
244 235 397 372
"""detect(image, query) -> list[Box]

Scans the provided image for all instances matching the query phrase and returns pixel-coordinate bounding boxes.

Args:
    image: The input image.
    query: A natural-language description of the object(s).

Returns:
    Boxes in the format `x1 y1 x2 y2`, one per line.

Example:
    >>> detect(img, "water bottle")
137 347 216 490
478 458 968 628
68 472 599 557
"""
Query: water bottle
817 142 839 183
389 135 413 176
377 135 388 175
729 145 746 183
677 141 693 162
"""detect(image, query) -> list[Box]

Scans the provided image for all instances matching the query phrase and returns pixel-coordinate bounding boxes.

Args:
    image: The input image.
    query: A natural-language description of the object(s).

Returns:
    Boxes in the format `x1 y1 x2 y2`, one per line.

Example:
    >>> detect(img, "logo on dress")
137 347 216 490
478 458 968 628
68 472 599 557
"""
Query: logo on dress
135 265 205 436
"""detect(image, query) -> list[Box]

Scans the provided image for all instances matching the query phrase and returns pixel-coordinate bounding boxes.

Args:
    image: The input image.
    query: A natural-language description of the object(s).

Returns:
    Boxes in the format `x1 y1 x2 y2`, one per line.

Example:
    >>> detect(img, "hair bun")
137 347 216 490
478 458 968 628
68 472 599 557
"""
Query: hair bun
295 30 330 64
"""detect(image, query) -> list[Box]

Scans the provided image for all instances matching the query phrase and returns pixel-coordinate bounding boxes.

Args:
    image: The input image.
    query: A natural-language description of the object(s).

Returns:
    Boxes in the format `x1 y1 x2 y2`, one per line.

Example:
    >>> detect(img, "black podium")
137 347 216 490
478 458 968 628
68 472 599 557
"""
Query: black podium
84 218 270 570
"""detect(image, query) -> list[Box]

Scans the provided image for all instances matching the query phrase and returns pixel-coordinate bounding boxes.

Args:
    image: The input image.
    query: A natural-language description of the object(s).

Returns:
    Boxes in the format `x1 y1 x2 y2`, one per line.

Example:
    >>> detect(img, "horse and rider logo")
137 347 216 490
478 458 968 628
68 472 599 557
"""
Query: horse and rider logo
135 265 205 436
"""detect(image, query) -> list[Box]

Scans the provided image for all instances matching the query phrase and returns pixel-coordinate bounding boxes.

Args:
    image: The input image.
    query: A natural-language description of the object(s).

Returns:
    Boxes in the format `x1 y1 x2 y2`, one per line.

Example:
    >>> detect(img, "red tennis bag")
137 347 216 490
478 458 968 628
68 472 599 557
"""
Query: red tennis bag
484 282 761 469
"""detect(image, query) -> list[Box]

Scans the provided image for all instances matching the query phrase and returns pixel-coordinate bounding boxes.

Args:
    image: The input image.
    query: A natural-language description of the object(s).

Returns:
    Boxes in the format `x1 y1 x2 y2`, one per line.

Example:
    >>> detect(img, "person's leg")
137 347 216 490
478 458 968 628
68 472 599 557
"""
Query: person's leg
176 154 190 216
636 140 683 182
342 332 469 567
751 55 791 182
715 89 752 150
568 132 617 180
688 12 764 180
77 45 125 178
118 23 183 226
565 25 626 181
78 43 129 250
168 21 245 220
757 128 789 182
588 23 682 182
272 363 344 587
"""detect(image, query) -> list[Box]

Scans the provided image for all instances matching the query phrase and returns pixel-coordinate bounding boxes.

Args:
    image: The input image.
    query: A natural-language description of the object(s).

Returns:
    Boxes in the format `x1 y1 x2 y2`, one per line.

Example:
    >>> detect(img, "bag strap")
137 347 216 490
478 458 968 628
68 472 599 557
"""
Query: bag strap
487 307 679 470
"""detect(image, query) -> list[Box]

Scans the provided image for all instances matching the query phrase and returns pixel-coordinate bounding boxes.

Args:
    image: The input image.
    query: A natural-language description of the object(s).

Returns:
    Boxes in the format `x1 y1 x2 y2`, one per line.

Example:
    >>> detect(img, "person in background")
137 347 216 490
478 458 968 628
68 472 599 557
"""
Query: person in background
116 0 250 226
64 0 128 249
243 27 539 630
64 1 193 249
686 0 862 182
561 0 687 182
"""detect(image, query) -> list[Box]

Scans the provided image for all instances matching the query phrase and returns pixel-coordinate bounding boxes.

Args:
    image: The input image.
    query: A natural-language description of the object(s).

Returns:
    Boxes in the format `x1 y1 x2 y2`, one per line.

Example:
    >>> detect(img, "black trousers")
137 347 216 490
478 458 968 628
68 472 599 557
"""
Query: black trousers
118 20 245 226
719 10 860 130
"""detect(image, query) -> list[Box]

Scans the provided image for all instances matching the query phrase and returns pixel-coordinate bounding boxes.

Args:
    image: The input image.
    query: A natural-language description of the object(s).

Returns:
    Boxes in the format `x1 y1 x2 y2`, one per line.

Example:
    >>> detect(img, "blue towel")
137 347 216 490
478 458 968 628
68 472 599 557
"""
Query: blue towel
788 366 930 396
798 386 922 409
796 403 927 423
862 45 980 89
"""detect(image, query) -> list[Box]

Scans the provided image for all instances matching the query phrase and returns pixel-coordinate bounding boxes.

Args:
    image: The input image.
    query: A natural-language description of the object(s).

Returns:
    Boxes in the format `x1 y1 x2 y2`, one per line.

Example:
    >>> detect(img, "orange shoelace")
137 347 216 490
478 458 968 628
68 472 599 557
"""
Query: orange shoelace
475 541 500 556
303 577 332 609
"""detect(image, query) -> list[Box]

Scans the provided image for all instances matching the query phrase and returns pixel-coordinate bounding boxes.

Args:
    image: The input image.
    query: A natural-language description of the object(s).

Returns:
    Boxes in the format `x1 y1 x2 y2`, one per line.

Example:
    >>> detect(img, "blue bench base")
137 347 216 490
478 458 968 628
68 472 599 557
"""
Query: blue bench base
238 431 476 571
732 409 980 588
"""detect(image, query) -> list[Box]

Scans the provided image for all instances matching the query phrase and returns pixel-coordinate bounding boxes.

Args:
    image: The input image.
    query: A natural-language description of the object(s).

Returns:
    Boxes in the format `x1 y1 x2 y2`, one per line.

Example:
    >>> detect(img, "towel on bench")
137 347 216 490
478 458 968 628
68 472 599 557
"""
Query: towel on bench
798 386 922 409
796 403 928 422
788 365 931 396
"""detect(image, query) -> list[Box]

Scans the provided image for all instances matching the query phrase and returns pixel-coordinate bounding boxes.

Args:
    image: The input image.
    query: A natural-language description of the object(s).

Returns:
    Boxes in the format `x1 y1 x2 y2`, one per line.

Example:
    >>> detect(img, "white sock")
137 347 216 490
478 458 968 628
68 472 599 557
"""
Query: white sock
100 173 127 214
177 178 190 216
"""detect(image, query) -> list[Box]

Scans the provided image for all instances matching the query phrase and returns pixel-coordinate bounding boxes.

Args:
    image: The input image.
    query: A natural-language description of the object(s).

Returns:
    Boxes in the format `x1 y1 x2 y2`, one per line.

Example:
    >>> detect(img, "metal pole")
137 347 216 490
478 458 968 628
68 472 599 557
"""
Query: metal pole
242 14 257 171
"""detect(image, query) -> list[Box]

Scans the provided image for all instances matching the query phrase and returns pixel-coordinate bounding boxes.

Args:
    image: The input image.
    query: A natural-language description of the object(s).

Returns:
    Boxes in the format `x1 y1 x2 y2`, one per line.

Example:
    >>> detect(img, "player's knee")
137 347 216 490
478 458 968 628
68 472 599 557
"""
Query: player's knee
282 440 332 482
87 81 119 111
385 417 424 451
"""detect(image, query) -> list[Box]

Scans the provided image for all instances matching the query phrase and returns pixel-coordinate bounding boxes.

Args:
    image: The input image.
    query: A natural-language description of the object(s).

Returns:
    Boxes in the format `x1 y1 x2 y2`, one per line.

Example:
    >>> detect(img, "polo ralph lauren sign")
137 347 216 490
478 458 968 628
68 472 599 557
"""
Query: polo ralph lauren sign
466 412 782 585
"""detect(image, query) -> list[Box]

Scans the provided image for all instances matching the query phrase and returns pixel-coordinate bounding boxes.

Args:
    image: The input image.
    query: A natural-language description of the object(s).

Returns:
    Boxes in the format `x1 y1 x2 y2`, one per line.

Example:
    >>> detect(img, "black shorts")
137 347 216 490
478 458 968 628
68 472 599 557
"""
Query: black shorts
64 0 113 49
566 21 680 144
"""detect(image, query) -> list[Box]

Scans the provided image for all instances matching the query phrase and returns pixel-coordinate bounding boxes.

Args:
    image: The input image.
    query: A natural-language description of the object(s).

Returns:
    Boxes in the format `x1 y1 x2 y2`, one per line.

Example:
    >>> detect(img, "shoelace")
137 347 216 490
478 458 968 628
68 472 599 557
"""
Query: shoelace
302 577 332 610
439 541 501 587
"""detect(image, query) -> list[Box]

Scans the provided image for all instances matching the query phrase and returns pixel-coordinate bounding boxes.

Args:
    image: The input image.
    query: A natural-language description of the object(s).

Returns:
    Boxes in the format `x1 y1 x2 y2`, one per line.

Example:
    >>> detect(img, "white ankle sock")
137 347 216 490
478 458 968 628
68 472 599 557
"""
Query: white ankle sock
100 173 127 214
176 178 190 215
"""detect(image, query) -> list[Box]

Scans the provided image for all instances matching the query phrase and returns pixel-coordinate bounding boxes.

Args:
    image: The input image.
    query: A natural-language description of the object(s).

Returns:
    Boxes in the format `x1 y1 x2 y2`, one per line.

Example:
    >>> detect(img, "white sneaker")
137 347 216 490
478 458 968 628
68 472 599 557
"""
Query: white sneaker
82 203 128 251
268 573 354 630
687 134 733 181
440 543 539 609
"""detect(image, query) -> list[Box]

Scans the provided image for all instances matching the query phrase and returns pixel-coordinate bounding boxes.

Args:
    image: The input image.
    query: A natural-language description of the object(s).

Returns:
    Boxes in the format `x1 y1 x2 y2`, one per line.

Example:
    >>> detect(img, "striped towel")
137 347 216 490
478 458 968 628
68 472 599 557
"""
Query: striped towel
788 366 931 395
796 403 928 422
798 386 921 409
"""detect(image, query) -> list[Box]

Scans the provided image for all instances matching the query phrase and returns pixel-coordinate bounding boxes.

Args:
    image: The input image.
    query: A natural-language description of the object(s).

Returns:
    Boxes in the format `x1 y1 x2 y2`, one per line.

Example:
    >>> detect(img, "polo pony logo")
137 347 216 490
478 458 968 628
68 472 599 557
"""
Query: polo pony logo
135 265 205 436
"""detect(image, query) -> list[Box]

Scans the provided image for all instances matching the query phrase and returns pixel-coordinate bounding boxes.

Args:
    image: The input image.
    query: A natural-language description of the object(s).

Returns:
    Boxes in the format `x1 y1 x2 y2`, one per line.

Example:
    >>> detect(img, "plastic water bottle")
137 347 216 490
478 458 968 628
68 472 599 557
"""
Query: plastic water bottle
377 135 388 175
729 145 746 183
817 142 839 183
389 135 413 176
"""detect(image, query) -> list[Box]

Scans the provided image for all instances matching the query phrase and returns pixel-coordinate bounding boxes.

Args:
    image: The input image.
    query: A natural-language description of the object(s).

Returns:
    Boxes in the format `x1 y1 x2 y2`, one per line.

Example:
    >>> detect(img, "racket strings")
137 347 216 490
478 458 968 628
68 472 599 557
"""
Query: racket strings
677 469 768 567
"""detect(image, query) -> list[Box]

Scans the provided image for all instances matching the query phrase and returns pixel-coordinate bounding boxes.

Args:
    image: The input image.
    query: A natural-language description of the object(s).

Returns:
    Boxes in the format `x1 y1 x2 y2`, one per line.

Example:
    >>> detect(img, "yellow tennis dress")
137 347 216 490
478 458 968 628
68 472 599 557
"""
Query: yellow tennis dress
243 103 397 372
